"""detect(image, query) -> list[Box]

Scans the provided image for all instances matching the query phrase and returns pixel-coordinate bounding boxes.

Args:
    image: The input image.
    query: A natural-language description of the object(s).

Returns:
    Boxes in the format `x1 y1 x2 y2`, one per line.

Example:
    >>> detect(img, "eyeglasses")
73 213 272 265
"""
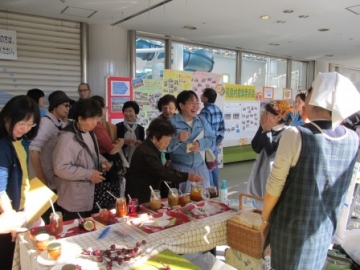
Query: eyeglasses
78 89 90 93
62 103 71 108
185 102 200 106
17 122 36 129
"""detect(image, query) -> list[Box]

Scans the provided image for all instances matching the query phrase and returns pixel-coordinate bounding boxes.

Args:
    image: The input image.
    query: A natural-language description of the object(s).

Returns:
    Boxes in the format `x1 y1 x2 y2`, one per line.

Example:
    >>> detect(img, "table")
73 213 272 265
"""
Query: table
13 208 236 270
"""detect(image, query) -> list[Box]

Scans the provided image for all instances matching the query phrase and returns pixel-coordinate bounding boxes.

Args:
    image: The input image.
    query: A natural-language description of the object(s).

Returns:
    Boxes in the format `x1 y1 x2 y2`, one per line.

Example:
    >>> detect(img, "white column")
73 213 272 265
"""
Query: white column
172 43 184 70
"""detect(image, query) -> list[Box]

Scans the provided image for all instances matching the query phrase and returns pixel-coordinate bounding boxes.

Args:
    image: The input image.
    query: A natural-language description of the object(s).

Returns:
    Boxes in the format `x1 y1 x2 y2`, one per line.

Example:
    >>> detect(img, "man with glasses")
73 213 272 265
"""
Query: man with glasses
68 83 91 120
29 90 74 223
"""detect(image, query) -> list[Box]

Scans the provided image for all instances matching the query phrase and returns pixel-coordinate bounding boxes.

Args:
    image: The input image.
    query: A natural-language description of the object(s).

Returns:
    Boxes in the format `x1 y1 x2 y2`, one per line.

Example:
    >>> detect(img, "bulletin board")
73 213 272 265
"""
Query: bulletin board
106 72 268 148
106 76 133 124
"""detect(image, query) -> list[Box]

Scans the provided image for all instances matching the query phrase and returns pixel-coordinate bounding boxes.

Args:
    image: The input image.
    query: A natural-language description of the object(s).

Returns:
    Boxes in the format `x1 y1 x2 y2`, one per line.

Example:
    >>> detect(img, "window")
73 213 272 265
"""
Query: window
171 42 236 83
335 66 360 92
291 61 308 92
135 37 165 79
241 53 287 100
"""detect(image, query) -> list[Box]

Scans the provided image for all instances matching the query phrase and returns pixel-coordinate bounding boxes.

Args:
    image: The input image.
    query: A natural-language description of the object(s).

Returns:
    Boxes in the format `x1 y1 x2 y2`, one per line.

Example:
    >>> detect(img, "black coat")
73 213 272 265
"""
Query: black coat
125 138 188 204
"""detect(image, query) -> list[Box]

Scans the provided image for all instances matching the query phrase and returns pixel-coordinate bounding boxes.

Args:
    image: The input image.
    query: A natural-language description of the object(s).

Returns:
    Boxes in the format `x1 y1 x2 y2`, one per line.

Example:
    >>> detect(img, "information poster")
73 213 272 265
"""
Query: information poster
106 76 133 124
163 69 193 95
239 102 260 145
223 102 242 147
0 29 17 60
223 84 259 146
132 78 162 128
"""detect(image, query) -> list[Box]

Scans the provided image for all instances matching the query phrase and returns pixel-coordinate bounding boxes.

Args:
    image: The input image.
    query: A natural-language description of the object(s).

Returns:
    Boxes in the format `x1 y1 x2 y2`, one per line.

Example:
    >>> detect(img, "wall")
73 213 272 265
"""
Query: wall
315 60 330 75
88 24 129 97
212 55 236 83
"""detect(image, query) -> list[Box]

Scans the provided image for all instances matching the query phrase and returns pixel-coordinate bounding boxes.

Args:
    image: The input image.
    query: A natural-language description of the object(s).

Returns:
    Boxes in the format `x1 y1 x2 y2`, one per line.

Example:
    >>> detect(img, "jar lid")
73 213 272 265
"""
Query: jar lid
35 233 49 241
47 242 61 250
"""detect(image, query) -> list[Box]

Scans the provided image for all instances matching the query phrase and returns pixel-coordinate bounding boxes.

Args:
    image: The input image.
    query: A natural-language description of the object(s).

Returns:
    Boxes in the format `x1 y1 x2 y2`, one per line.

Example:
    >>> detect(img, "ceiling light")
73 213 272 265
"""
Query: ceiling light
318 28 330 32
183 25 196 30
299 15 309 18
277 21 286 23
283 10 294 13
324 54 333 57
269 43 280 46
260 15 270 20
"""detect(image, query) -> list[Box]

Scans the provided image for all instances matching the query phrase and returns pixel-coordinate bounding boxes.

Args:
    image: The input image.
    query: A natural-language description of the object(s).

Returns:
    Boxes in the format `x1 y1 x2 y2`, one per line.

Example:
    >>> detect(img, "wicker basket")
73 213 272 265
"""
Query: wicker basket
226 194 269 259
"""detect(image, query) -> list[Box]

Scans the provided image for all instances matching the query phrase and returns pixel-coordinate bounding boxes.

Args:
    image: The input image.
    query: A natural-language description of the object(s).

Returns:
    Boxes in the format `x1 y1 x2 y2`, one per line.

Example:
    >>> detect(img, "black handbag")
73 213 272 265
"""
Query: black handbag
102 150 127 183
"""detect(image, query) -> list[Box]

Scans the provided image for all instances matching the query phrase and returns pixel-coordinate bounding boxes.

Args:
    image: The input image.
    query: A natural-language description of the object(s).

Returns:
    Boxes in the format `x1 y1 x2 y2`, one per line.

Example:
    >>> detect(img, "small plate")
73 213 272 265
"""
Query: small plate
50 258 99 270
37 250 70 266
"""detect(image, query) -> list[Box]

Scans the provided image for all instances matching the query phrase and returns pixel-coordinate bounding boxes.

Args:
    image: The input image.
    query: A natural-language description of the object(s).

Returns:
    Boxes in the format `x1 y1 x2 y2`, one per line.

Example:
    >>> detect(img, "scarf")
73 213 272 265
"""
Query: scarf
123 120 138 164
150 138 167 165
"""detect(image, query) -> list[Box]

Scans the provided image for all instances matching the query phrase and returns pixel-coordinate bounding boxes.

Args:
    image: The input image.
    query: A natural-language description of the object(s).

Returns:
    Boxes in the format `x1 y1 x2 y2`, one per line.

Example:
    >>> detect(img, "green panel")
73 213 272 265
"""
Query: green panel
223 145 256 163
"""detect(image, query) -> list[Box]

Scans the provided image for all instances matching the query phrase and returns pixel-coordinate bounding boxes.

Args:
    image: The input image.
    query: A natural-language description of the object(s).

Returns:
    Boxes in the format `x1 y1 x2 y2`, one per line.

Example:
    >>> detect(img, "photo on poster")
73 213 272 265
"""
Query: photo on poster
111 97 130 113
111 81 131 96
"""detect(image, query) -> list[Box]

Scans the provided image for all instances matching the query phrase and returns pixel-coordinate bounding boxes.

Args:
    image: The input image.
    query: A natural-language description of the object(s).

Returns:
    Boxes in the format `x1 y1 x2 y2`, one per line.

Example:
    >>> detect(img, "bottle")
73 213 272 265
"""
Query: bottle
219 180 228 203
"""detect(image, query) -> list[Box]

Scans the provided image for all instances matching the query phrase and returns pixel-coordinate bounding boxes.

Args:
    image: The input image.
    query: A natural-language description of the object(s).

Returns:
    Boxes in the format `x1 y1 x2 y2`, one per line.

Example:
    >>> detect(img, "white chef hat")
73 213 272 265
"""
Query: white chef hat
309 72 360 129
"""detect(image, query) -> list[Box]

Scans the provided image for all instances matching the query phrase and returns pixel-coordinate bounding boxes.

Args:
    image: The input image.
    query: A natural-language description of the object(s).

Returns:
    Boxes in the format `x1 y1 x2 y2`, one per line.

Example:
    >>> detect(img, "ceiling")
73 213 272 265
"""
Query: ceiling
1 0 360 69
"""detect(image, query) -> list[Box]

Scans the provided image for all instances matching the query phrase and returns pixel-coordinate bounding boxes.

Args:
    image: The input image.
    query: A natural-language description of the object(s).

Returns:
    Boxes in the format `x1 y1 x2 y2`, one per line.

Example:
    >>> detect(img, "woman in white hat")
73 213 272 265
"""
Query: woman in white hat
261 72 360 270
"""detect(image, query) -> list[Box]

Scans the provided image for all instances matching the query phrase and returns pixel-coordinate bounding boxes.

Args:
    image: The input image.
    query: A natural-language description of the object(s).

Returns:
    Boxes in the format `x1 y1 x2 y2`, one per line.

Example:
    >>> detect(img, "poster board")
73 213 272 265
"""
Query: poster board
163 69 193 95
132 78 163 128
223 84 259 147
106 76 133 124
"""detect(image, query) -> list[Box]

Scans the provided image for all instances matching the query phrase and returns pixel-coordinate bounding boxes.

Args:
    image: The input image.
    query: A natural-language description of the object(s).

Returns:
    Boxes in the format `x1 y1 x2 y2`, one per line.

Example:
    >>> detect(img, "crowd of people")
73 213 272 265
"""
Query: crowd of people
0 72 359 270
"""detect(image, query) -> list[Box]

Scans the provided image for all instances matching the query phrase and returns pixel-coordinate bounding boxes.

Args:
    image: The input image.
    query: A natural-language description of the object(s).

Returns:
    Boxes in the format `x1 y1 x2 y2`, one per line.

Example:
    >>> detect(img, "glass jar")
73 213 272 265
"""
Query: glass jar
128 198 139 216
179 194 191 206
116 198 127 217
168 188 179 207
98 209 109 224
47 242 62 260
190 183 203 201
208 186 218 198
150 190 162 210
35 233 49 252
49 212 63 235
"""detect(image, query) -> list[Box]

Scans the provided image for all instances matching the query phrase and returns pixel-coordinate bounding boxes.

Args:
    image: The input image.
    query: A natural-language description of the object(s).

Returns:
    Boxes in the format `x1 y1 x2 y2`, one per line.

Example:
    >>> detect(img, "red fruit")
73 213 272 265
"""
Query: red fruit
93 249 100 256
116 250 122 255
142 240 147 245
110 244 116 250
134 247 139 252
117 258 123 265
136 242 141 247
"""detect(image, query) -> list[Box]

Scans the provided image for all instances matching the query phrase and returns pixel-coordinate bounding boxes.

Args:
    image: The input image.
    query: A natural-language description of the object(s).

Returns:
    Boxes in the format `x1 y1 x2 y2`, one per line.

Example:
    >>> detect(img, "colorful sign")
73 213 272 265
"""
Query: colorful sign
106 76 133 124
225 84 256 101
